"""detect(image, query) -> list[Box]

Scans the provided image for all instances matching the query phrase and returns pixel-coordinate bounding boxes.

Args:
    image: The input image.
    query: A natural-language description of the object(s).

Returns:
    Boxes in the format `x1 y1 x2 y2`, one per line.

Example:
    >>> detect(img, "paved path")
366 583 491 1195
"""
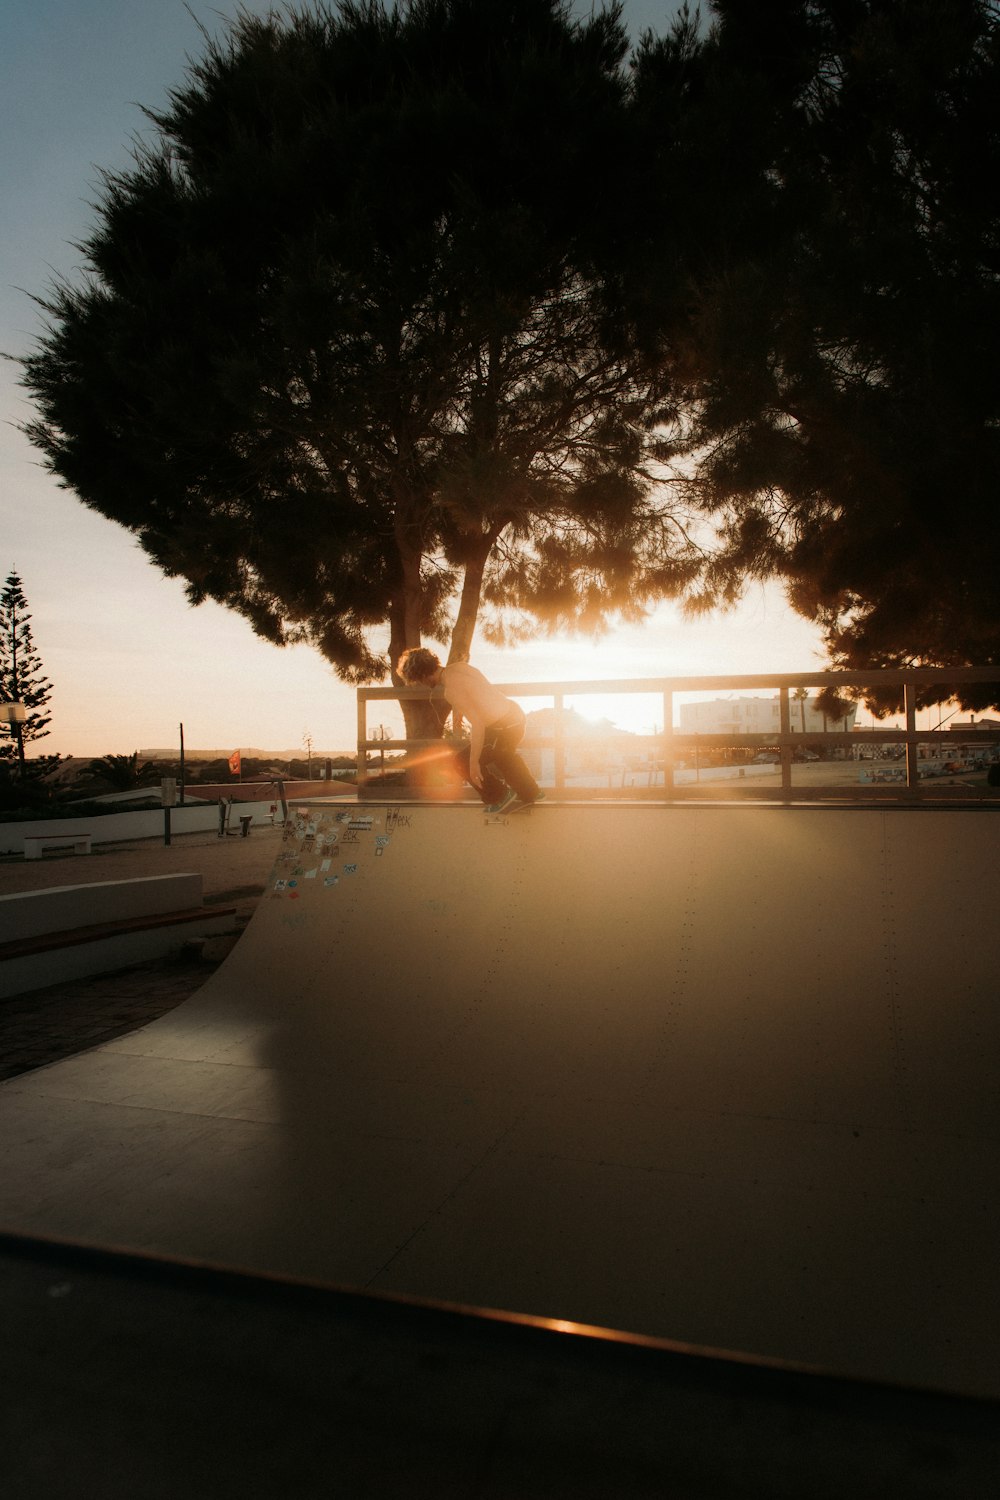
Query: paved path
0 825 282 1079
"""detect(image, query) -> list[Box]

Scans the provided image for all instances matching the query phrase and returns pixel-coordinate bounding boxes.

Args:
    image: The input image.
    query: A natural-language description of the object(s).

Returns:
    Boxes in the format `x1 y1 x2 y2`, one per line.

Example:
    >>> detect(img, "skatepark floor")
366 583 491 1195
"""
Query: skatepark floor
3 801 1000 1495
0 825 281 1079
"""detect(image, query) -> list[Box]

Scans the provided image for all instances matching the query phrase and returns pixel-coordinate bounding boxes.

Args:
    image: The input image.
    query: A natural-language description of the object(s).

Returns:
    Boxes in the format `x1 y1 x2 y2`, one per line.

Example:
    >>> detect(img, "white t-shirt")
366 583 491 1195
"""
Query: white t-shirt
439 663 516 728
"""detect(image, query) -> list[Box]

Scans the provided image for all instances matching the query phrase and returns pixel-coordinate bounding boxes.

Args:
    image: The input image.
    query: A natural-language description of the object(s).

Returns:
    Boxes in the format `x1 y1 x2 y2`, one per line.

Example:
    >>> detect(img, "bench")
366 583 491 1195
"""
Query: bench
23 834 94 861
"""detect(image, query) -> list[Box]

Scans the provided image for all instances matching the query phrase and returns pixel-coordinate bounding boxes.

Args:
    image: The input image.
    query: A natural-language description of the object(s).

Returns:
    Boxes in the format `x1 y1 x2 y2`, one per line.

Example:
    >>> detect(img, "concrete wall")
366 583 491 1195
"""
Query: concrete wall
0 798 281 856
0 872 238 998
1 912 236 998
0 874 204 944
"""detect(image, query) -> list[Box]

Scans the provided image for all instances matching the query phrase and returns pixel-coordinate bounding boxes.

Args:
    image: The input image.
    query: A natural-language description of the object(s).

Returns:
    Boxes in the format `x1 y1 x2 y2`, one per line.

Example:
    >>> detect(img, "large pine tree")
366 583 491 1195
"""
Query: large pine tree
21 0 699 740
625 0 1000 710
0 569 54 774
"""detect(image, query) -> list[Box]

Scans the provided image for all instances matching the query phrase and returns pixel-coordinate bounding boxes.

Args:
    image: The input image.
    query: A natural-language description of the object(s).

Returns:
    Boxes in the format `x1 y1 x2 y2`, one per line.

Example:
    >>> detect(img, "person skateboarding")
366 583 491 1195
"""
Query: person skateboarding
397 648 544 813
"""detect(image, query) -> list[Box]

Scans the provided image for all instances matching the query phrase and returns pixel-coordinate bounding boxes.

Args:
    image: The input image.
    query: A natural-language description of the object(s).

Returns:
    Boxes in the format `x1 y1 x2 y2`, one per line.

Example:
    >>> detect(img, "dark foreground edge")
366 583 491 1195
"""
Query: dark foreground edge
1 1230 997 1499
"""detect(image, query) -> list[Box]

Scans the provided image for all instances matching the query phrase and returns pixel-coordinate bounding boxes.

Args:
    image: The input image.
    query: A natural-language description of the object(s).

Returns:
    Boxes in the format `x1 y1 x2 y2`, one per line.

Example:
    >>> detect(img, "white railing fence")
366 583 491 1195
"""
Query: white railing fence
356 667 1000 802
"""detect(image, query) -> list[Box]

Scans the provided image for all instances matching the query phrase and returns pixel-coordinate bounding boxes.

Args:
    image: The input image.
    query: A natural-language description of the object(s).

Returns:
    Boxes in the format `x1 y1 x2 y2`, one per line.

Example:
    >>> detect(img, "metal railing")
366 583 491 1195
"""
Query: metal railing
356 666 1000 802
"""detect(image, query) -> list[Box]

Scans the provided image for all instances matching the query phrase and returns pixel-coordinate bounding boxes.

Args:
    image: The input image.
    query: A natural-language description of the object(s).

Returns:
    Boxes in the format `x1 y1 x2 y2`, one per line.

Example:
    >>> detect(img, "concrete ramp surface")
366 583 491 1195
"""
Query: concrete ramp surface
2 801 998 1398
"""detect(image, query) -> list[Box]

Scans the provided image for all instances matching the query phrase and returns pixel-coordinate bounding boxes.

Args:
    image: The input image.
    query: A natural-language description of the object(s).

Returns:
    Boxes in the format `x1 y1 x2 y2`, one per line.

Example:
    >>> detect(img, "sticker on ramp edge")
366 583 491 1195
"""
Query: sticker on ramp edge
343 864 358 875
304 868 317 879
320 858 332 872
375 835 391 848
324 876 339 888
273 879 287 892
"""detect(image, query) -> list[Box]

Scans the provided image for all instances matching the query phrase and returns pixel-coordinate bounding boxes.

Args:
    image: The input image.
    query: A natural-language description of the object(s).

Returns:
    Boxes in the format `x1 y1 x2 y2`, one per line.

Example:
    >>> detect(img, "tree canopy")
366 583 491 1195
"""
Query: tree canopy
624 0 1000 709
86 752 160 791
20 0 1000 712
22 0 698 720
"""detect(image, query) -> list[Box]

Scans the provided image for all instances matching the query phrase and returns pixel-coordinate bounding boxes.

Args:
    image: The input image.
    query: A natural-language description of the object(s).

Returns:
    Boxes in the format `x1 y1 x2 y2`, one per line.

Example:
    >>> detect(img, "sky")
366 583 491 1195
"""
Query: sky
0 0 838 758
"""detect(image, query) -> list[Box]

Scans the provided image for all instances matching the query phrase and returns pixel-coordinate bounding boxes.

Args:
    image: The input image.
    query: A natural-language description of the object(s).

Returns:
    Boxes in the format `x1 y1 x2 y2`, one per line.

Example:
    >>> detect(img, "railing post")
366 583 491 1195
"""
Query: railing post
662 689 674 796
356 693 368 791
904 680 920 796
779 687 792 797
554 693 566 791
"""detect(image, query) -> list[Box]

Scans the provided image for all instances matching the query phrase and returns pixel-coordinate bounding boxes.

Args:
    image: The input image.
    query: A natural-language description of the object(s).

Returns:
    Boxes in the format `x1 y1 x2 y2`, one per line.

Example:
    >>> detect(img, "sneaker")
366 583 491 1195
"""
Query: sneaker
486 788 518 814
507 791 546 812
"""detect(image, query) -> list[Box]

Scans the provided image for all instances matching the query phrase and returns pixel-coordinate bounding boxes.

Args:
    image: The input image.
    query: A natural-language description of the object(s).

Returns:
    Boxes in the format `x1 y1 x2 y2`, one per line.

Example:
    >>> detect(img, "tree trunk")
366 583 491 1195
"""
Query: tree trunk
448 535 494 664
388 520 451 779
386 514 500 789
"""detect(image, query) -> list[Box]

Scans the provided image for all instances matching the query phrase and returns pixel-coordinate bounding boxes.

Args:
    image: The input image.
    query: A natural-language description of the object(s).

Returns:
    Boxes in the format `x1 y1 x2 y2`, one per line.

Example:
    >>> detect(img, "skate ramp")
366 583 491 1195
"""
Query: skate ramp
1 801 998 1398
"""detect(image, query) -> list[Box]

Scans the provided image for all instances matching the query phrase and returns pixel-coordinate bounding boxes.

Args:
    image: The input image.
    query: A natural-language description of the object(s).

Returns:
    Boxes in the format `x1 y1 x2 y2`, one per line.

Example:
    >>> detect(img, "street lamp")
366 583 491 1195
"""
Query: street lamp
372 723 392 776
0 702 28 775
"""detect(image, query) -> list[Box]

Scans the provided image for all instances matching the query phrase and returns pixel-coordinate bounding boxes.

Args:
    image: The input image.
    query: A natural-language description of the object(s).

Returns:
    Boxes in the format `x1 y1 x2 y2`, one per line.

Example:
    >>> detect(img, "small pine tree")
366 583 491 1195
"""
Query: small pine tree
0 569 54 774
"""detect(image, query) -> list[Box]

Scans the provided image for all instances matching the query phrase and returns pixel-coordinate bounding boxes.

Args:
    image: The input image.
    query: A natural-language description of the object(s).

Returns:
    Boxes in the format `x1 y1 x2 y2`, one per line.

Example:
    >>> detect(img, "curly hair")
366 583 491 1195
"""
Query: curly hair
397 647 442 684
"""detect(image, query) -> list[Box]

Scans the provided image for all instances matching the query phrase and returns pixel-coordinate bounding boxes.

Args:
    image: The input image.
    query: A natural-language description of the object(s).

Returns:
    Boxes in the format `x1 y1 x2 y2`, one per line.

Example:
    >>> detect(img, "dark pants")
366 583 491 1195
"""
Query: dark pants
456 709 540 805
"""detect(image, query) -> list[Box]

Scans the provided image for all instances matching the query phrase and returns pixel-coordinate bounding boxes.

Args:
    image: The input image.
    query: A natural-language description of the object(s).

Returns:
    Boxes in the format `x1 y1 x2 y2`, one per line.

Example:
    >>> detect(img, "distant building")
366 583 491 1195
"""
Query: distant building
678 695 857 736
679 697 780 735
521 707 631 783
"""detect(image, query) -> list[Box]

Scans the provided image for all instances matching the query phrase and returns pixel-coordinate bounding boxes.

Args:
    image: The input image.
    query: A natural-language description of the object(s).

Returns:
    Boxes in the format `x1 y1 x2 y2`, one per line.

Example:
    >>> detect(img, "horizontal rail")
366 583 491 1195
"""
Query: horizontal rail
358 665 1000 702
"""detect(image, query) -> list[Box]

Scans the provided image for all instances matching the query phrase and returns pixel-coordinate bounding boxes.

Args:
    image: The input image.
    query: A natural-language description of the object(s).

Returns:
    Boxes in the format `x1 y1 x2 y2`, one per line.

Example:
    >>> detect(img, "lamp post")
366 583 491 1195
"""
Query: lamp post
0 703 27 772
372 724 391 777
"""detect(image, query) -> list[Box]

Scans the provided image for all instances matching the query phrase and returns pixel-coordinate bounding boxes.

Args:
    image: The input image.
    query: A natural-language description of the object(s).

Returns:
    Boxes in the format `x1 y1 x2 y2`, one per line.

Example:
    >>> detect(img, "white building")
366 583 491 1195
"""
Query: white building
678 695 857 736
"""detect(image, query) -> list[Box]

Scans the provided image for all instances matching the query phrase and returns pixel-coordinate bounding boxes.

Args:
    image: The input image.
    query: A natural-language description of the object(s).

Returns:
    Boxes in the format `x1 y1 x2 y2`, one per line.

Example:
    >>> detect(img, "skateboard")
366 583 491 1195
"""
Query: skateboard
485 795 546 818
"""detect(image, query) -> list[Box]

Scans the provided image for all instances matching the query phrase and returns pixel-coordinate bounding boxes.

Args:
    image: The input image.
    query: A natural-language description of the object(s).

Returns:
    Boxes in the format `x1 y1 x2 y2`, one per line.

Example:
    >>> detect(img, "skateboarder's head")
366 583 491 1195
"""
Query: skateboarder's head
398 647 442 685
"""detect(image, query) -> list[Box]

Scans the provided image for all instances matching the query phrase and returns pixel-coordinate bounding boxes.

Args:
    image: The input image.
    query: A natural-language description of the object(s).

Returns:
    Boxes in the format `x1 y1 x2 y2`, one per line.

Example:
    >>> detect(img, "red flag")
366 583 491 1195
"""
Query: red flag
228 749 241 777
